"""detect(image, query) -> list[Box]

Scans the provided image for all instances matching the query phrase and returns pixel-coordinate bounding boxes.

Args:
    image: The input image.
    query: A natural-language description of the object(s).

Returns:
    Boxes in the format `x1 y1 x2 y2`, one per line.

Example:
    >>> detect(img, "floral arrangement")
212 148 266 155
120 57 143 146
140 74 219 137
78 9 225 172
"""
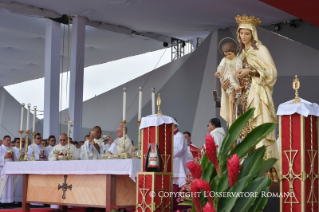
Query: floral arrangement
179 108 277 212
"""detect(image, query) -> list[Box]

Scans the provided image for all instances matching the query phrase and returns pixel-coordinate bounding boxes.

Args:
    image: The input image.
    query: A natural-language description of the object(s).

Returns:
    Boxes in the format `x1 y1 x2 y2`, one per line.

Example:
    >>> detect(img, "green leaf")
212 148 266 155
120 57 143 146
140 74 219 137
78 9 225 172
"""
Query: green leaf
201 153 209 169
248 188 270 212
232 177 272 212
231 123 276 159
219 108 255 160
215 170 229 206
202 162 215 181
224 175 251 212
257 158 278 178
237 146 266 182
178 201 193 206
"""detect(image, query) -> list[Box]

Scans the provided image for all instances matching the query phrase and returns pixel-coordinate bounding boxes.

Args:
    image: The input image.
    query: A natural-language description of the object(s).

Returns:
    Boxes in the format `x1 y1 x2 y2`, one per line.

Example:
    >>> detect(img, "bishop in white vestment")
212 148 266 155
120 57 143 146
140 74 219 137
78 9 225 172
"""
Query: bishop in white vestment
108 125 133 156
48 134 80 161
0 136 14 203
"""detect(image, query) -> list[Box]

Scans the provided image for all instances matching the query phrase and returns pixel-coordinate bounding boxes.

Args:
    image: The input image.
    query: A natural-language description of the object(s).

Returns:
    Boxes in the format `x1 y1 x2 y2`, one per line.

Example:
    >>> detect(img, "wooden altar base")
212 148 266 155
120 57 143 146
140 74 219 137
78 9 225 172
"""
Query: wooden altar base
22 174 136 212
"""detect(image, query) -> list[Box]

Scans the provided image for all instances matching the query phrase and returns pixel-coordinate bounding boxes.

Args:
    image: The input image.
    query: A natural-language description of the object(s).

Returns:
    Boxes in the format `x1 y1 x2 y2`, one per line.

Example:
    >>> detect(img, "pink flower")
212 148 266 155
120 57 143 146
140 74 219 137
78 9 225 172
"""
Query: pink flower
203 202 216 212
205 134 220 174
227 154 241 188
186 161 202 179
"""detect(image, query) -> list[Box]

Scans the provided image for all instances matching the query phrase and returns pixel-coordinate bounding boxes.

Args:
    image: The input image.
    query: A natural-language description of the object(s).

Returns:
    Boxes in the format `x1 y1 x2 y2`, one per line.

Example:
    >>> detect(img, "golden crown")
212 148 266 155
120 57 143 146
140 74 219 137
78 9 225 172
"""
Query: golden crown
235 14 261 27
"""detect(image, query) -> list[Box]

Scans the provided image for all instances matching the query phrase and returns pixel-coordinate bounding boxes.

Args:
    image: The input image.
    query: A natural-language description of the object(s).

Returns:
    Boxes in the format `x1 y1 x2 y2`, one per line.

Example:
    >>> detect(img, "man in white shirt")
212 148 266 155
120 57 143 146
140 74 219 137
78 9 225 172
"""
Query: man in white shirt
27 133 50 161
207 118 226 152
80 126 105 160
48 133 80 161
108 125 133 157
0 135 14 208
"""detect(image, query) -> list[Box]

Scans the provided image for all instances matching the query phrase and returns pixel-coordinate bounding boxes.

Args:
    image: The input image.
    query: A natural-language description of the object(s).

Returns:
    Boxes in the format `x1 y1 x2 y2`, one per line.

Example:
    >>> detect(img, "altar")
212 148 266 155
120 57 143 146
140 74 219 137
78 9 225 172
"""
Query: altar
1 159 141 212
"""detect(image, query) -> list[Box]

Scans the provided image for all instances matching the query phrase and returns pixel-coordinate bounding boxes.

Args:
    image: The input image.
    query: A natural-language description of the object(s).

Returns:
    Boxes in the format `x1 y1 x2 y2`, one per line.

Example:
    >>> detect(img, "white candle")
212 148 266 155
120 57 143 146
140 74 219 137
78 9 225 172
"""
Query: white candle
152 88 155 114
20 103 25 131
33 106 37 132
123 87 127 121
26 104 30 131
138 87 143 120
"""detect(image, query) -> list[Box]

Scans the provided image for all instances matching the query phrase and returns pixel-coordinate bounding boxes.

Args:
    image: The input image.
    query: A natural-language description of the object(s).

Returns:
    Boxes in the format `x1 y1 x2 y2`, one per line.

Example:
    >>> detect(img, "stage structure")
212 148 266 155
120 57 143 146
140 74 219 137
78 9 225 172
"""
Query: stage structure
278 76 319 212
136 95 176 212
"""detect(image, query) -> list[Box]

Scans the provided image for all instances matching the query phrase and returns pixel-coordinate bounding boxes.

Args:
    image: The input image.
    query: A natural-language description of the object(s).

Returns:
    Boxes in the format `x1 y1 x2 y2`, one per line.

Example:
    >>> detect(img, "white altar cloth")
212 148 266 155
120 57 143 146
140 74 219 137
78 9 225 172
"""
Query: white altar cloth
277 98 319 117
1 159 141 182
140 114 177 129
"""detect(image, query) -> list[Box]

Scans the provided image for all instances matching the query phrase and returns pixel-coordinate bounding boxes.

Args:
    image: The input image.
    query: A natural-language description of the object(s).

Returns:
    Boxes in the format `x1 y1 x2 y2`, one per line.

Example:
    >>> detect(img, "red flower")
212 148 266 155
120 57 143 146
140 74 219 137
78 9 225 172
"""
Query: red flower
227 154 241 188
195 179 214 207
203 202 216 212
186 161 202 179
205 134 220 174
190 180 201 212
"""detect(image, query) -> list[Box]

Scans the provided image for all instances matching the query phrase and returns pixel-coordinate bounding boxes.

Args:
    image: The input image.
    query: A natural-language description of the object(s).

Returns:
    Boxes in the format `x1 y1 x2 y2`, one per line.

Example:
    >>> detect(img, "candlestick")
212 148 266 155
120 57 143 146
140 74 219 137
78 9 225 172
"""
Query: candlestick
123 87 127 121
65 114 73 160
24 130 29 161
26 104 30 132
138 86 142 120
18 130 24 161
20 103 25 131
30 106 37 161
32 106 36 131
152 88 155 115
136 120 141 159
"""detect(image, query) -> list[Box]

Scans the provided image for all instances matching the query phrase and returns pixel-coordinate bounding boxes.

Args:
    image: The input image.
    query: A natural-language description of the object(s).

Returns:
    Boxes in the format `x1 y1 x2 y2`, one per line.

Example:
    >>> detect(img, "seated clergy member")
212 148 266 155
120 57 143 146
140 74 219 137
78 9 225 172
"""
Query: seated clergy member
108 125 133 156
46 135 56 154
80 126 105 160
48 133 80 161
27 133 50 161
0 135 14 207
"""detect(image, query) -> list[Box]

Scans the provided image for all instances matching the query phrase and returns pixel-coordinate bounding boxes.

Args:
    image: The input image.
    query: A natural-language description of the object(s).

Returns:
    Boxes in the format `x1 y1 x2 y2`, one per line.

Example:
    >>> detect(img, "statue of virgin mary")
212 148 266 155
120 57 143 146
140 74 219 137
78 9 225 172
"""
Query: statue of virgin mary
220 14 279 179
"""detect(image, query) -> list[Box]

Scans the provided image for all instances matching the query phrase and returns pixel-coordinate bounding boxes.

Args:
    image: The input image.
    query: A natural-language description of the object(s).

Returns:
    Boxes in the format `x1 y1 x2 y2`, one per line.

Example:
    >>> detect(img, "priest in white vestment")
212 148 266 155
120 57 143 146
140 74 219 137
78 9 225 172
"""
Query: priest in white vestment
12 138 25 204
0 135 14 204
208 118 226 152
172 122 189 210
80 126 106 160
48 134 80 161
27 133 50 161
108 125 133 156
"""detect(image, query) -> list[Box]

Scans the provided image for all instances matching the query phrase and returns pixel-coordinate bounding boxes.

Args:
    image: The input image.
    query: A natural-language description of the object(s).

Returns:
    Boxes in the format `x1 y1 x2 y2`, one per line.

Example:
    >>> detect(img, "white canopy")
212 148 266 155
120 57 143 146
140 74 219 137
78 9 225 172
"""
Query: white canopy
0 0 295 87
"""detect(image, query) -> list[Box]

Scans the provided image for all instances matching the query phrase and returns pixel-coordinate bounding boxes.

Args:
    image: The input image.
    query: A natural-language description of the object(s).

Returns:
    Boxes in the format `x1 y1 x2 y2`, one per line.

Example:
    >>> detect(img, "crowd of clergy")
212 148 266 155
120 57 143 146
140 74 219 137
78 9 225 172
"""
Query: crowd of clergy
0 118 225 209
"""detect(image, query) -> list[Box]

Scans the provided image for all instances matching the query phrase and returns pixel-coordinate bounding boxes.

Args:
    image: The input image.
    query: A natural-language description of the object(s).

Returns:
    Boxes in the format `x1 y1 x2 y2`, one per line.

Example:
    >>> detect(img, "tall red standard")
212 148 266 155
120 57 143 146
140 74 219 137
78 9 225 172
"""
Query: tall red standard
278 98 319 212
136 114 176 212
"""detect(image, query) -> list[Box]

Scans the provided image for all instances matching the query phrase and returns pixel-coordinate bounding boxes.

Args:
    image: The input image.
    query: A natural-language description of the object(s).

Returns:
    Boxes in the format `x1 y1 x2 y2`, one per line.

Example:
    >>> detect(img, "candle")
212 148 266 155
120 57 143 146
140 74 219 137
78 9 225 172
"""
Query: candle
152 88 155 114
123 87 127 121
33 106 37 132
26 104 30 131
138 87 143 120
20 103 25 131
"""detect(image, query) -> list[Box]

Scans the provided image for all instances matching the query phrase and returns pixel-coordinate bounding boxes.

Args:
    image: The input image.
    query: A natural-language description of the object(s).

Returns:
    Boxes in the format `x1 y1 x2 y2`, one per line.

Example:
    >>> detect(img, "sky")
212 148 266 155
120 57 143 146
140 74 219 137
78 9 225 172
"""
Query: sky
4 48 171 118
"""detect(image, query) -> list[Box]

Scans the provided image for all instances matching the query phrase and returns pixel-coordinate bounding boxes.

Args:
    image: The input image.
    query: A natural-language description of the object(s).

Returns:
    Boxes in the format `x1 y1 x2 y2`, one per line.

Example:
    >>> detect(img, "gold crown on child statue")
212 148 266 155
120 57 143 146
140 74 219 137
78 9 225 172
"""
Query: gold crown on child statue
235 14 261 27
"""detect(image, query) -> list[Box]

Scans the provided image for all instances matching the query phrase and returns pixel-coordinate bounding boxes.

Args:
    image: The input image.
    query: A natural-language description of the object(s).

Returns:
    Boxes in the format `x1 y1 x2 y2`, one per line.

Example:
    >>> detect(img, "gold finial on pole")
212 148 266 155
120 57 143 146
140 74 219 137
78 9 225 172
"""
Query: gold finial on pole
156 94 162 117
292 75 301 104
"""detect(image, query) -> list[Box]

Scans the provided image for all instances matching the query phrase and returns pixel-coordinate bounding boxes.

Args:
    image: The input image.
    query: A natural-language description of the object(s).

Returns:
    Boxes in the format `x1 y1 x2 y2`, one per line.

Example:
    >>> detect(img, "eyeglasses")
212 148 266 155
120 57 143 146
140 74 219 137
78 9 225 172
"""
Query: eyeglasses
36 137 42 140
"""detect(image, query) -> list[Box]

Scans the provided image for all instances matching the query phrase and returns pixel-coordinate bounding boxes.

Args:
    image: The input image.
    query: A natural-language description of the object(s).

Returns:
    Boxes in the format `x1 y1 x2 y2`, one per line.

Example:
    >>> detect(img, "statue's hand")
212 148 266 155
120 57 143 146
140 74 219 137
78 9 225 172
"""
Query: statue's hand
236 69 250 79
221 78 231 90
